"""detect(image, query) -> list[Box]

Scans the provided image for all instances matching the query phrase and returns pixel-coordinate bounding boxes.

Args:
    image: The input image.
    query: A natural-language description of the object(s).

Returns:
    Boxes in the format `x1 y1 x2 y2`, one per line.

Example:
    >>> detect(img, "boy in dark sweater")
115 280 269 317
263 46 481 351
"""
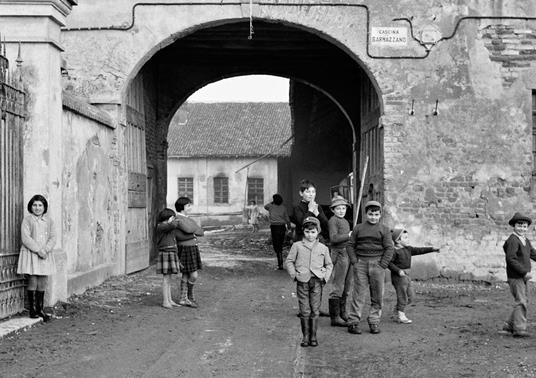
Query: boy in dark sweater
389 228 439 324
327 195 353 327
347 201 394 335
502 212 536 338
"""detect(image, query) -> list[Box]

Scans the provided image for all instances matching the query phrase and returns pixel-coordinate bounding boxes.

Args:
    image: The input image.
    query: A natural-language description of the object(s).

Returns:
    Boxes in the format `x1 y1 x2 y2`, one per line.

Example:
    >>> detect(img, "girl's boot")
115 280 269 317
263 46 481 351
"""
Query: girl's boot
179 280 192 307
187 281 198 308
309 318 319 347
35 291 50 322
300 318 310 347
27 290 38 319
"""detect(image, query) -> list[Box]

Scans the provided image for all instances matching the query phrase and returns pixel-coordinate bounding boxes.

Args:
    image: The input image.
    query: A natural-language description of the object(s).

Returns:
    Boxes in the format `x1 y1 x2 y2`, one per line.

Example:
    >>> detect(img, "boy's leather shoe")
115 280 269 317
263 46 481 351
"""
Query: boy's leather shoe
348 323 362 334
513 330 530 338
369 324 381 334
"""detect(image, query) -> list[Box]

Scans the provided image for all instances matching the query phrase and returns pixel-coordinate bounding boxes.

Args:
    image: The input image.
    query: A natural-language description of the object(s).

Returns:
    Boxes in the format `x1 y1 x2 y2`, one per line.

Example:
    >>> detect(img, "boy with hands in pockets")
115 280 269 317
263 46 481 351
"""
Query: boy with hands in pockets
286 217 333 347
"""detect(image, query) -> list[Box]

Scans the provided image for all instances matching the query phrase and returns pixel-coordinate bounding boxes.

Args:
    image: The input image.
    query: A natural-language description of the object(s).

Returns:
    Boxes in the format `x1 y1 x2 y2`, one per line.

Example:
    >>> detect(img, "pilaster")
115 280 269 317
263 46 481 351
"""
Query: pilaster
0 0 76 304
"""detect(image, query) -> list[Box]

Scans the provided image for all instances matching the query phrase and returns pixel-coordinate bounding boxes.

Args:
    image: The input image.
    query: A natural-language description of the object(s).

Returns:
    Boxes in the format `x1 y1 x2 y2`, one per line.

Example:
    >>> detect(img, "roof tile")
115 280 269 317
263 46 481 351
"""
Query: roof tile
168 103 292 158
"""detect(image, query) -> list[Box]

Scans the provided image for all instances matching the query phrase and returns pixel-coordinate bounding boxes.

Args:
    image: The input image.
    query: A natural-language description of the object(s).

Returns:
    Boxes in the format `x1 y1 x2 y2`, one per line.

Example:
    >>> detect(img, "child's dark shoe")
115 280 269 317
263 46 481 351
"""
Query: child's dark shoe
348 323 362 334
513 330 530 338
499 323 514 335
369 324 381 334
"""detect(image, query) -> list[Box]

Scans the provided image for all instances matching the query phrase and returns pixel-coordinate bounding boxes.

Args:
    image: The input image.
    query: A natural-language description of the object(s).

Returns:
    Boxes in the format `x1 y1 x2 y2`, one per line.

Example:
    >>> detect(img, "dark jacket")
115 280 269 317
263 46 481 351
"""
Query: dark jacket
503 234 536 279
388 246 437 274
290 201 329 242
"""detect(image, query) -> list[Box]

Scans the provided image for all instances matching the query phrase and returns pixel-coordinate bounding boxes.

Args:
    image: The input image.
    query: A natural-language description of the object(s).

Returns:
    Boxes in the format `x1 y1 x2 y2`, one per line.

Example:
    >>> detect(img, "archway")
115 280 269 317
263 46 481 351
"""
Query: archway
123 20 382 267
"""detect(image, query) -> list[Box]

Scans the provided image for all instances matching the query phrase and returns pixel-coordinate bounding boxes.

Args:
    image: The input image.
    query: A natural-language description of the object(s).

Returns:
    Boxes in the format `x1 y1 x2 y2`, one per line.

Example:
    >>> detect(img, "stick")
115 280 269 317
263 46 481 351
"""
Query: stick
354 155 369 227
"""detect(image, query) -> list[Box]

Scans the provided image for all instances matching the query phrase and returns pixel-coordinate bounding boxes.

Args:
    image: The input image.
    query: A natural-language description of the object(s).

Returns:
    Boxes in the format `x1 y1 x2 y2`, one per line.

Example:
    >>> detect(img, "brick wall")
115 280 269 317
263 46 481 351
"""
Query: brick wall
482 25 536 87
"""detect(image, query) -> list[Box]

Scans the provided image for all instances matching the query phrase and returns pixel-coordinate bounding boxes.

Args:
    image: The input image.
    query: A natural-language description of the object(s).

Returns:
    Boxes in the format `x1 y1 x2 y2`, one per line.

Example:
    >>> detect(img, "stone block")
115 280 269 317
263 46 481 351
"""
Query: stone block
67 263 116 297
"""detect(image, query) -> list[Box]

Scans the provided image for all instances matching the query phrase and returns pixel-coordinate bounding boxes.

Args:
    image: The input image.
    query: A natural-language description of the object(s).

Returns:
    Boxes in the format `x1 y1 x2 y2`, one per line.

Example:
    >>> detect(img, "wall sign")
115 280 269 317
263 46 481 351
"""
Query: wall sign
370 27 408 47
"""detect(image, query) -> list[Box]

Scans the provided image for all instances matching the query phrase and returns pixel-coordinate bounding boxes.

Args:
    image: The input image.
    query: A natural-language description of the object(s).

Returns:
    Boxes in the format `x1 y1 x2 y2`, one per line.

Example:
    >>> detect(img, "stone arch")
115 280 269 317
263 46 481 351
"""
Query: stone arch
118 17 384 265
121 17 384 117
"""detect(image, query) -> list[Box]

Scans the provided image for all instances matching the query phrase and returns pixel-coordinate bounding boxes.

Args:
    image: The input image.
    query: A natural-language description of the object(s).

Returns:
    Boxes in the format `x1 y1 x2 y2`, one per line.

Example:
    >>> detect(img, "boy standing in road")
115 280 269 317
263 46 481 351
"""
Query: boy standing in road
327 195 353 327
347 200 394 335
502 212 536 338
285 217 333 347
389 228 439 324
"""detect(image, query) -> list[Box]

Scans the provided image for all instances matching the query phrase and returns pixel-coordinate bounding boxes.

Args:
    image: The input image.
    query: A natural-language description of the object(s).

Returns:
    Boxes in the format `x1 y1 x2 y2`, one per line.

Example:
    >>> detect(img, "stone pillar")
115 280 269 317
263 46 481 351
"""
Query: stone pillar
0 0 77 304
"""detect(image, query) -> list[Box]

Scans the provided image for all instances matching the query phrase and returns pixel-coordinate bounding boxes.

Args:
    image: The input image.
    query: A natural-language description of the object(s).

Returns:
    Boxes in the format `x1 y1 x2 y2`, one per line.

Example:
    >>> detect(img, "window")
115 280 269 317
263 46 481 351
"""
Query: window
247 177 264 204
177 177 194 203
213 176 229 204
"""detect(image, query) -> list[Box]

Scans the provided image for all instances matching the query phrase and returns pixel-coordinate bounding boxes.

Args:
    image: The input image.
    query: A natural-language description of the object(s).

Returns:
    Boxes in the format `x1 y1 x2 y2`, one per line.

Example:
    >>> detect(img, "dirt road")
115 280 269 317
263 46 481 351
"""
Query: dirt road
1 229 536 377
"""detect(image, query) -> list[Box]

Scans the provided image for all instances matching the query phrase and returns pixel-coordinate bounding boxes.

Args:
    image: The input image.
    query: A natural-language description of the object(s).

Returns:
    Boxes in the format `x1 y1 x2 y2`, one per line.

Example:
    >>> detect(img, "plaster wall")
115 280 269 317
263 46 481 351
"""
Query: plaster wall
166 157 277 225
58 0 536 281
61 107 122 298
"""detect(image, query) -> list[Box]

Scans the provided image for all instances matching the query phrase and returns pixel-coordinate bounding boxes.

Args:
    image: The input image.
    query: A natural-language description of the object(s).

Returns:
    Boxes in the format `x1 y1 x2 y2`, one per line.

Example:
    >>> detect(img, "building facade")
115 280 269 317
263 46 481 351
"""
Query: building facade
166 103 291 226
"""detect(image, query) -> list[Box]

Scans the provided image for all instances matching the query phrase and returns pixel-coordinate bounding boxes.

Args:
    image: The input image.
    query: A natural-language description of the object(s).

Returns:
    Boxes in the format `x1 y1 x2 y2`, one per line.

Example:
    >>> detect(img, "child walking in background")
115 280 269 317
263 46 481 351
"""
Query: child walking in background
327 195 353 327
155 208 182 309
17 194 57 322
175 197 205 308
285 217 333 347
264 194 291 270
502 212 536 338
389 228 439 324
246 200 261 233
347 200 394 335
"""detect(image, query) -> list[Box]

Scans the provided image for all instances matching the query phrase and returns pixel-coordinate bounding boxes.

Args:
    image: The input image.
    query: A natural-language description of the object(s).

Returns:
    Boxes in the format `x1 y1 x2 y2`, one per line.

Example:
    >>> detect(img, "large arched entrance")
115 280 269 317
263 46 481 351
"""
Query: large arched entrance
123 20 382 268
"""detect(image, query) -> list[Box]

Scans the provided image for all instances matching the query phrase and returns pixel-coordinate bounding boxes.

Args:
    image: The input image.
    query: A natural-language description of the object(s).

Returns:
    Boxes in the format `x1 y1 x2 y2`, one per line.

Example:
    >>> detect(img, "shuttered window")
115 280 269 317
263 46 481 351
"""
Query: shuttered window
177 177 194 203
214 176 229 204
247 178 264 204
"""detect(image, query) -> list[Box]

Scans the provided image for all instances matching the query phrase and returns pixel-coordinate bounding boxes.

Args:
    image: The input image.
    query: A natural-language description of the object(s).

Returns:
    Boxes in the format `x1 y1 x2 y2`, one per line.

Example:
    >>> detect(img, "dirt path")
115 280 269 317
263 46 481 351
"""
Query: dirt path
1 229 536 377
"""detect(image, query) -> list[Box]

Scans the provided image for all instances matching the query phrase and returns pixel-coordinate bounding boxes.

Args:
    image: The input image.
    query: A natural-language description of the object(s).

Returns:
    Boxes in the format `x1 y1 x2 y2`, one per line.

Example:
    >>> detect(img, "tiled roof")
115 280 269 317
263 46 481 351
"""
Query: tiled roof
167 103 292 158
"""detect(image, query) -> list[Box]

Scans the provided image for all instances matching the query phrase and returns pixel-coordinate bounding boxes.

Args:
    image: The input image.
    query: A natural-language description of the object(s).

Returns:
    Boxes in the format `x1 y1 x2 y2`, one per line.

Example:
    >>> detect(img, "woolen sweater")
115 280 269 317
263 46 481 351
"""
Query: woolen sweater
328 215 351 249
264 203 291 226
388 246 436 274
349 221 394 268
503 233 536 279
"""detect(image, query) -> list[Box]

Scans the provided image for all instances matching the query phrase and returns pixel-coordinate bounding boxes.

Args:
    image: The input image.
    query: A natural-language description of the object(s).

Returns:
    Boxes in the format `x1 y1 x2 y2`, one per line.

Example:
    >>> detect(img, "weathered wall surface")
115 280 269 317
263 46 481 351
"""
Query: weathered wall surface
166 157 277 225
57 0 536 282
60 94 123 298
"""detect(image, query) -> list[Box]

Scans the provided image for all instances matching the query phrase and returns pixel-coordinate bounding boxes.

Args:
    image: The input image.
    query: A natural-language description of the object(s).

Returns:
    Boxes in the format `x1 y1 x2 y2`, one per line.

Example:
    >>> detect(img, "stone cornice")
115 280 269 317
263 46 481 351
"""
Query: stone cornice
0 1 77 18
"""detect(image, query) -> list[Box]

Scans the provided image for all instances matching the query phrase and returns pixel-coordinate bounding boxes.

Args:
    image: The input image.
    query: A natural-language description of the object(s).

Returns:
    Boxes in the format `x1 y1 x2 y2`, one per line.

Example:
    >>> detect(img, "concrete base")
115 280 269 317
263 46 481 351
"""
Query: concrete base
0 317 42 338
67 263 116 296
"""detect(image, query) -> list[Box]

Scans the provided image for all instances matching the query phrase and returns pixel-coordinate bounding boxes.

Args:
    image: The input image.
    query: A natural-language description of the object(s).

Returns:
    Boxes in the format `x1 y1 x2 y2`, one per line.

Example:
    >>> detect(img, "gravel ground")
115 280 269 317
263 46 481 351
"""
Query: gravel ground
1 229 536 377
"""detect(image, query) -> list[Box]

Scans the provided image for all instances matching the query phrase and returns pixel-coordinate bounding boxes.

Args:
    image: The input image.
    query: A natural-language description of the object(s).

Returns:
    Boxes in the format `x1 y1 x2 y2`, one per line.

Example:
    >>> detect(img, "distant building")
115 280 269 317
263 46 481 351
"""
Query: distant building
166 102 292 226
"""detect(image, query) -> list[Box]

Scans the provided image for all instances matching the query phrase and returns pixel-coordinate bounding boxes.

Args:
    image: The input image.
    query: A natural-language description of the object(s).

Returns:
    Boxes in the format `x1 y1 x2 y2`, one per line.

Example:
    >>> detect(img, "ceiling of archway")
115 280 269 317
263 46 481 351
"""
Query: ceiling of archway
149 20 372 127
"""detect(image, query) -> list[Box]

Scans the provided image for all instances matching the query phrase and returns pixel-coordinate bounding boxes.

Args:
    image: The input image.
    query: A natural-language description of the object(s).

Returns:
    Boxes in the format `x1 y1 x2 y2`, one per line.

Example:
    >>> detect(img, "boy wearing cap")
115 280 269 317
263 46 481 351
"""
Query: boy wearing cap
347 200 394 335
389 228 439 324
327 195 353 327
502 212 536 338
285 216 333 347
